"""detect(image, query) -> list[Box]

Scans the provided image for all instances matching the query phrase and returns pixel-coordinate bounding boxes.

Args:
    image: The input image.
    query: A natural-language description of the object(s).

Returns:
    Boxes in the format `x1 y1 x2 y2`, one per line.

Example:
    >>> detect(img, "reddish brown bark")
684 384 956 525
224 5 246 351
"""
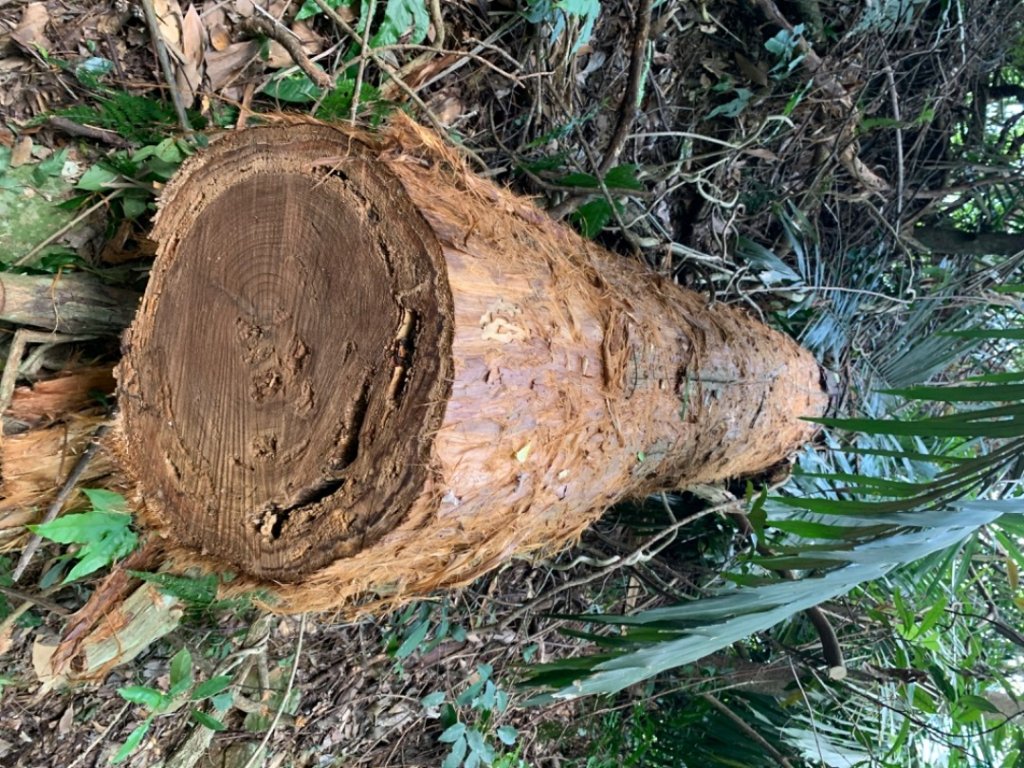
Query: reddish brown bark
114 117 827 613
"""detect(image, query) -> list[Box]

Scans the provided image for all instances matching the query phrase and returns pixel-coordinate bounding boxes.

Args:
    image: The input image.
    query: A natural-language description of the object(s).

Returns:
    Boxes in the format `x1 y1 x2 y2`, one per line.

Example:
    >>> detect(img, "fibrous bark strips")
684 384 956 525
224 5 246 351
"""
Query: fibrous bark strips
116 117 827 613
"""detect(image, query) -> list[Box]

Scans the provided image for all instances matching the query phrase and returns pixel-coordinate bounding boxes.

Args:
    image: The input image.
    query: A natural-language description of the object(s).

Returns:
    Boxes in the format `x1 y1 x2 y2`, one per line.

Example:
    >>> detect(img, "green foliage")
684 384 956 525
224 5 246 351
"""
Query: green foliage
763 24 806 79
427 664 522 768
707 85 754 119
574 693 833 768
74 136 197 221
296 0 432 48
523 0 601 55
56 90 203 145
296 0 351 21
383 602 520 766
0 556 12 621
28 489 137 583
263 70 325 103
128 571 219 608
112 647 233 763
370 0 431 48
850 0 929 35
534 164 643 238
384 599 467 664
316 79 385 121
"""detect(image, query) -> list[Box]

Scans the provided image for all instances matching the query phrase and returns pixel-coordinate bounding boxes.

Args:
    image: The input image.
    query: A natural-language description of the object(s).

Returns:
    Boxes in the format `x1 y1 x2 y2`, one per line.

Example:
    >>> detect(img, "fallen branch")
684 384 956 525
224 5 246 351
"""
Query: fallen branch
0 330 98 418
0 271 140 334
242 12 333 92
48 116 132 148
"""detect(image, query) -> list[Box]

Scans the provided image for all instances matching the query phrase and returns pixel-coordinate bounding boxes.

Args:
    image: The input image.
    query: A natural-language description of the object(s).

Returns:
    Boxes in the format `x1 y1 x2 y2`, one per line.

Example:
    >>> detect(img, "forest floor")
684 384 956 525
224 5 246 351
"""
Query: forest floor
0 0 1013 766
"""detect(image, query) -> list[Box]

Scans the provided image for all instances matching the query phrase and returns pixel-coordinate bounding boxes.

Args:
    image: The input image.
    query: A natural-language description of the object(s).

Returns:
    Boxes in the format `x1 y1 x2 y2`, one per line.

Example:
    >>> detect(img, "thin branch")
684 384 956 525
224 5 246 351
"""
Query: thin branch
244 10 333 91
600 0 653 175
883 57 905 219
241 614 306 768
350 0 375 124
138 0 193 133
701 693 796 768
428 0 445 51
0 586 70 616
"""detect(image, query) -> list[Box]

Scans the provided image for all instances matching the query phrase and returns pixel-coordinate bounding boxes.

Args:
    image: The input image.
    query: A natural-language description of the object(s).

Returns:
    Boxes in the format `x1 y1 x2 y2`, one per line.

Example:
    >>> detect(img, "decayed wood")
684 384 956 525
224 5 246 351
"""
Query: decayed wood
115 117 828 613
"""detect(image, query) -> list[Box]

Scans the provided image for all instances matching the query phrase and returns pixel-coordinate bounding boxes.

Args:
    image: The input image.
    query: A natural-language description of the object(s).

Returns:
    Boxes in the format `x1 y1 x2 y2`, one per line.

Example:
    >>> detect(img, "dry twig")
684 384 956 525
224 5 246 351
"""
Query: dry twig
240 614 306 768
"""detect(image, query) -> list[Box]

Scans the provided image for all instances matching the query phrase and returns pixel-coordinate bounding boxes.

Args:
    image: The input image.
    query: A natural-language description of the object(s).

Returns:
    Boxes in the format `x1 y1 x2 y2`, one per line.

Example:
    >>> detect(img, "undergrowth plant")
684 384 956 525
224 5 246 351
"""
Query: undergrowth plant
29 489 137 585
386 601 523 767
426 664 522 768
112 647 233 763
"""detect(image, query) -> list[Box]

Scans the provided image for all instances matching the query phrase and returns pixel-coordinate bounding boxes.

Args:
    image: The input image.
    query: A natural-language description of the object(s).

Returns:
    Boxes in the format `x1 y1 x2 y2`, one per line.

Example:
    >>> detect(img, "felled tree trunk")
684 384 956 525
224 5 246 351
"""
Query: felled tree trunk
115 117 827 613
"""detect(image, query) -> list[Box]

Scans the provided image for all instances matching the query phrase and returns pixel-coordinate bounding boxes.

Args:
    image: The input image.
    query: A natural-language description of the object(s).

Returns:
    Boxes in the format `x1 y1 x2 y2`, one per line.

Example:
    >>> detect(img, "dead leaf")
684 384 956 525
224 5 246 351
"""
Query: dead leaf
206 41 260 92
291 20 324 55
182 5 206 68
58 704 74 736
0 624 13 657
205 2 227 28
734 52 769 88
209 24 231 52
152 0 183 51
10 135 32 167
743 147 779 162
264 21 322 69
32 637 68 694
176 4 206 104
432 95 464 126
11 3 52 54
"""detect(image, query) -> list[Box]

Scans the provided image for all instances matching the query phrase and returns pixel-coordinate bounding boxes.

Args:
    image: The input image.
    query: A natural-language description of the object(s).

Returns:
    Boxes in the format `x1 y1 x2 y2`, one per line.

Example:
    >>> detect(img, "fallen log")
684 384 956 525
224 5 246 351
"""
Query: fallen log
0 271 139 335
114 116 828 613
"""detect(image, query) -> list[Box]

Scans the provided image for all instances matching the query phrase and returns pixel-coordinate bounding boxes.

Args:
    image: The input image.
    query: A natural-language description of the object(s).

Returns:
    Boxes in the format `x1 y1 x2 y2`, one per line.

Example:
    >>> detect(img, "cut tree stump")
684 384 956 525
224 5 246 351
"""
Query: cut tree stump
115 116 828 613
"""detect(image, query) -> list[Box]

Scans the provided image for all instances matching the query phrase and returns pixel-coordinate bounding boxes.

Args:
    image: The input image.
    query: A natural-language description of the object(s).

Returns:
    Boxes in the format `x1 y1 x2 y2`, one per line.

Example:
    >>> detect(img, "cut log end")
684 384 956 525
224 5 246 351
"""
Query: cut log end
116 125 453 582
